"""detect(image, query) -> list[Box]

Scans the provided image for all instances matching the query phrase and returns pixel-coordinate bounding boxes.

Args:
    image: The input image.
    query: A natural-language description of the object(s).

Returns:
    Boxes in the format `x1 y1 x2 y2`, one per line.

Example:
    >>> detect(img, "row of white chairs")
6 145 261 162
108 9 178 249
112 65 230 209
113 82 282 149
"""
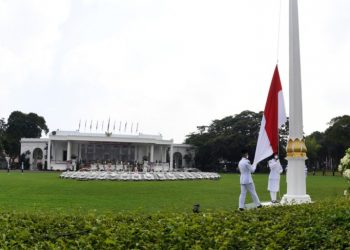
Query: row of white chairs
86 164 171 172
60 171 220 181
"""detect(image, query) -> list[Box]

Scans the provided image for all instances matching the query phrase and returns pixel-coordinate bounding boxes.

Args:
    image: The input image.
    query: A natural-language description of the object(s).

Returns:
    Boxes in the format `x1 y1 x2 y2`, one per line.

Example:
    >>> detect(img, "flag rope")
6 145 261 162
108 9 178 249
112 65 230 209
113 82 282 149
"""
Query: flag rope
276 0 282 64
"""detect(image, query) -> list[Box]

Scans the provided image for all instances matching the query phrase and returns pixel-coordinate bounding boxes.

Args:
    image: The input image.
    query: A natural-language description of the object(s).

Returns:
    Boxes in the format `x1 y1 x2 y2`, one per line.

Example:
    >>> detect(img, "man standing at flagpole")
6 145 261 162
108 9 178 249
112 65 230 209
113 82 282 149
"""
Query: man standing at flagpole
238 149 262 211
267 154 283 203
239 65 286 208
253 65 287 167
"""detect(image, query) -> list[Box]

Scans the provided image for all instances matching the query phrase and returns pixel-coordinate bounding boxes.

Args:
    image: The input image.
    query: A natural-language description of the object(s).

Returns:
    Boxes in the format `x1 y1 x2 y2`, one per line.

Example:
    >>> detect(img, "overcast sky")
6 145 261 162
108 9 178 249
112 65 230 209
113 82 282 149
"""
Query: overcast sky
1 0 349 143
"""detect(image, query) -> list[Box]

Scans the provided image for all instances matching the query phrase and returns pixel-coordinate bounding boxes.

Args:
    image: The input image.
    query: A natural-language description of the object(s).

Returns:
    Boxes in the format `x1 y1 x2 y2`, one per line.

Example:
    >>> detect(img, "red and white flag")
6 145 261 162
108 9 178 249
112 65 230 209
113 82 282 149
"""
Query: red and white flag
253 65 287 166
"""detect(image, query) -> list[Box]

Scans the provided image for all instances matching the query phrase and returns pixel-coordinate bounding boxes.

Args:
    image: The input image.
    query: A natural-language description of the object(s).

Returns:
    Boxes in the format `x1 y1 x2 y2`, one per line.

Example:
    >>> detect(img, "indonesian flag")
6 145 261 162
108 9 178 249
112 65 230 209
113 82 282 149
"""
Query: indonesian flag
253 65 287 166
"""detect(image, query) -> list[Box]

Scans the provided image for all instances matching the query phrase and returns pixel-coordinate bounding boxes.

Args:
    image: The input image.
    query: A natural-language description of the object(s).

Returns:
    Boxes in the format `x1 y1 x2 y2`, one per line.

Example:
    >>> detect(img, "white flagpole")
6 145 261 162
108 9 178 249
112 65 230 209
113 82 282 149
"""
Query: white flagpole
102 120 104 131
136 122 139 133
78 119 81 131
131 123 133 133
119 121 121 132
281 0 311 204
113 120 116 131
96 120 98 131
84 120 87 131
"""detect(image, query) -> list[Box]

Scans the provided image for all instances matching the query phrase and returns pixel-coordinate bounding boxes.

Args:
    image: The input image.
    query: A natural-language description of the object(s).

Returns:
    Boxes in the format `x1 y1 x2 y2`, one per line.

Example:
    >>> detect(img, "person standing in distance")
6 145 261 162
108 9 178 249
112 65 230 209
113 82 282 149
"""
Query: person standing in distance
268 154 283 203
238 149 262 211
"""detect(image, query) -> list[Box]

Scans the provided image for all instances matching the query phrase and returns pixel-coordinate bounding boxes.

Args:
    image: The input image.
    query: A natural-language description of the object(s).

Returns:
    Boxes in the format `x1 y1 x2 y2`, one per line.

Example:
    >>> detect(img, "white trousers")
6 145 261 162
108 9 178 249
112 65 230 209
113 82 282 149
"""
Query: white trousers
270 191 277 201
239 182 261 209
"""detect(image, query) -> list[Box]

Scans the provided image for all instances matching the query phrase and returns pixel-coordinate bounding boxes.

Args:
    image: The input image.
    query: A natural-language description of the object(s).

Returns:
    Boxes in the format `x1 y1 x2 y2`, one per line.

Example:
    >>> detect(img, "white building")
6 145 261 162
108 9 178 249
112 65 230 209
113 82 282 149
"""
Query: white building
20 130 195 171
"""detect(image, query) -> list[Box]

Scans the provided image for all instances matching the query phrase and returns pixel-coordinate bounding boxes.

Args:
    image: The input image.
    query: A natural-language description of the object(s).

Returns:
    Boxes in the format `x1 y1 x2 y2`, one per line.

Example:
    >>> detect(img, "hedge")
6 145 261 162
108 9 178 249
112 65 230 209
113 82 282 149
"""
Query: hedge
0 198 349 249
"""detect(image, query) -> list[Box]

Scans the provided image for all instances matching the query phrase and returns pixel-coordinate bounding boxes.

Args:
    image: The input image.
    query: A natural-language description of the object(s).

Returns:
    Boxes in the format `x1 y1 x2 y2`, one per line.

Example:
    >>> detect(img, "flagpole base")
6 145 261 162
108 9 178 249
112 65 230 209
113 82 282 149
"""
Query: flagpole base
280 194 311 205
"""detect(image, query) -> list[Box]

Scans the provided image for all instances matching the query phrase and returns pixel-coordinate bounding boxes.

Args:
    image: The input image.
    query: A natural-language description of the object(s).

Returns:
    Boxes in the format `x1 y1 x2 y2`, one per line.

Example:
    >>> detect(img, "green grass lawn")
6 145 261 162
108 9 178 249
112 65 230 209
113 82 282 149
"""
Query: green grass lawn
0 171 347 214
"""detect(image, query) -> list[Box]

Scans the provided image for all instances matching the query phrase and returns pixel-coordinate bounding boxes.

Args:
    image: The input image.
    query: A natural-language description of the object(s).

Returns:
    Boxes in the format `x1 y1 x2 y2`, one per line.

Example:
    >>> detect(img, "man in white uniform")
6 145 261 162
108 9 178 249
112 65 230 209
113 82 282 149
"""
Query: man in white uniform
238 149 262 211
268 154 283 203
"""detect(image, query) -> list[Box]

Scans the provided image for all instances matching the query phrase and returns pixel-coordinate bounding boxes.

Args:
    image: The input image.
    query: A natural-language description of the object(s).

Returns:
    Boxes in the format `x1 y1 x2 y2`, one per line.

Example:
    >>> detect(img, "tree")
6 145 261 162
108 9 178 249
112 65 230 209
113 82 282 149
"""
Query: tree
278 118 289 167
303 115 350 174
0 118 7 168
305 131 324 170
185 110 291 171
4 111 49 160
323 115 350 168
0 118 6 154
187 111 279 171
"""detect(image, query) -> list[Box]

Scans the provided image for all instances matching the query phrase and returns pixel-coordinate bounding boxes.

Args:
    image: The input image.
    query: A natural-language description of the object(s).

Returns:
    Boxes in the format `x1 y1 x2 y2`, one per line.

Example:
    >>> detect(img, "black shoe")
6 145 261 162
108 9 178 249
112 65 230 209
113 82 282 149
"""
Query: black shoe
257 205 262 208
239 208 244 211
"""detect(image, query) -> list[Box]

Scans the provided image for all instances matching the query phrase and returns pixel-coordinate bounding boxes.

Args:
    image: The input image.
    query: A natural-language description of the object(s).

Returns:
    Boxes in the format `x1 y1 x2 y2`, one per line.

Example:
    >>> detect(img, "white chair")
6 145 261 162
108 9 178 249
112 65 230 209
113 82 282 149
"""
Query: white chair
120 173 129 181
144 173 155 180
132 173 142 181
166 173 176 180
156 173 167 180
174 172 185 180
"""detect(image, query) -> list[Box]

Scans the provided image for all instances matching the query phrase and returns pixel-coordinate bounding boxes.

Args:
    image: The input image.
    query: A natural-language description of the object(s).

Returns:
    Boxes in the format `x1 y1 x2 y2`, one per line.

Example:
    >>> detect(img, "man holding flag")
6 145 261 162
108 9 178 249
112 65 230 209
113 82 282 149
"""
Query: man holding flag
238 149 262 211
250 65 287 204
238 65 286 210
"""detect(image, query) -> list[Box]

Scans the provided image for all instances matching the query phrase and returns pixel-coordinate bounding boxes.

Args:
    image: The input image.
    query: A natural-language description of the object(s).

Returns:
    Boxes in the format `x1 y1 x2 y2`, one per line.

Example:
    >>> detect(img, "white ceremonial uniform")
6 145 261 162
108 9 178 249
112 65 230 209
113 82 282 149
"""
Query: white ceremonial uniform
268 158 283 201
238 157 261 209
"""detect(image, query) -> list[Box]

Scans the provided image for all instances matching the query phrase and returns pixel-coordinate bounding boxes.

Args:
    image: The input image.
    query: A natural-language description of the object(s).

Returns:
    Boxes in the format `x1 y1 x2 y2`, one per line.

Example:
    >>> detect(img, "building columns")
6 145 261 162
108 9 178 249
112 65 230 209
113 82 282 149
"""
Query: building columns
163 146 167 163
47 140 51 170
150 144 154 162
67 141 71 161
78 143 81 162
160 146 163 162
169 143 174 170
51 141 55 161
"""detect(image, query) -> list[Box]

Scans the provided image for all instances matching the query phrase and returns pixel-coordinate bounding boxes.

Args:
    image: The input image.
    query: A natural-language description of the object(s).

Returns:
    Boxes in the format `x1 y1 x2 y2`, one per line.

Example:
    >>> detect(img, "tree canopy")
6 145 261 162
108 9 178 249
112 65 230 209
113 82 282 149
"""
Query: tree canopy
305 115 350 171
0 118 6 154
324 115 350 161
3 111 49 159
187 111 349 172
185 110 288 171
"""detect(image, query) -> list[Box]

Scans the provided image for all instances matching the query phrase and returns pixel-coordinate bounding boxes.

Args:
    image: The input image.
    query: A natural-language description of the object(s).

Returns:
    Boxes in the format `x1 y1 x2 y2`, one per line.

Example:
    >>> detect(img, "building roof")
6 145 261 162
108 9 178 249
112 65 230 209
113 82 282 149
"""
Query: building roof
49 130 173 145
21 131 194 148
20 138 49 143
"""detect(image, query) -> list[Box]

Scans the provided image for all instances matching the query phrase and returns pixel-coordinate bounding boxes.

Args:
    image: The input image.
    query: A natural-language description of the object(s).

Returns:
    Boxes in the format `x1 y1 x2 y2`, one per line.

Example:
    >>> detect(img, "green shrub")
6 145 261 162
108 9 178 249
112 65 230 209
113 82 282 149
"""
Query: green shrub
0 198 349 249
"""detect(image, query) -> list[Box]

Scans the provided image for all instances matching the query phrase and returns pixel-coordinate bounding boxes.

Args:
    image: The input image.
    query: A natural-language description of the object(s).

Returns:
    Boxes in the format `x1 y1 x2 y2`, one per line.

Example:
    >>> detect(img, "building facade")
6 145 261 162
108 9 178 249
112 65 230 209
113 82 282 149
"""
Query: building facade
21 130 195 171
